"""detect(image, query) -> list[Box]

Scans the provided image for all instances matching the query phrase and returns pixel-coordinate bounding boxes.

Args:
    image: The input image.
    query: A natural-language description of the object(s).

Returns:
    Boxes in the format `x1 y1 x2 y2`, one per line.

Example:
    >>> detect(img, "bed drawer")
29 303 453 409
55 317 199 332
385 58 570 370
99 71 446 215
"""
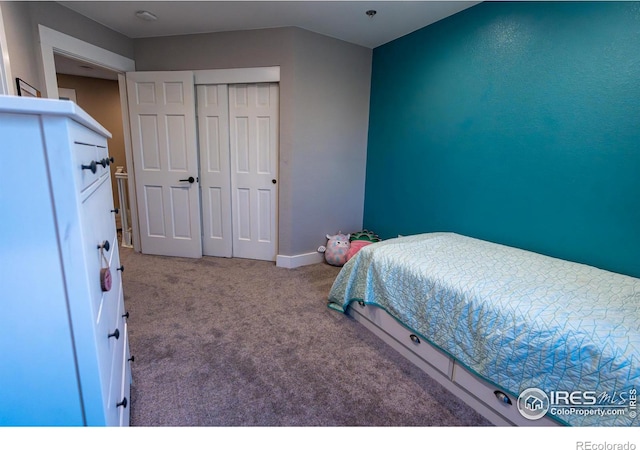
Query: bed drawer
451 362 560 427
351 302 452 377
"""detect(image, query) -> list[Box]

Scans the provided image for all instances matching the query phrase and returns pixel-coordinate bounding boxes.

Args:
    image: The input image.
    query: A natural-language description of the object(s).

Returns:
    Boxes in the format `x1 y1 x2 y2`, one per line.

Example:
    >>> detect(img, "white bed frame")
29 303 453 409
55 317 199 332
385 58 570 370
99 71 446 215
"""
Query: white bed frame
347 300 561 426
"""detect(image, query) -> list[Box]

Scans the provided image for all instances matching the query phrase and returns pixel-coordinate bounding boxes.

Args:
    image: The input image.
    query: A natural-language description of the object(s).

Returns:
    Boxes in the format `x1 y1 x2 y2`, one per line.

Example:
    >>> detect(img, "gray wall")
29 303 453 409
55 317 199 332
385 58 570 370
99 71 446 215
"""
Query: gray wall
1 1 39 90
135 27 372 257
1 1 134 93
290 29 371 254
1 0 372 258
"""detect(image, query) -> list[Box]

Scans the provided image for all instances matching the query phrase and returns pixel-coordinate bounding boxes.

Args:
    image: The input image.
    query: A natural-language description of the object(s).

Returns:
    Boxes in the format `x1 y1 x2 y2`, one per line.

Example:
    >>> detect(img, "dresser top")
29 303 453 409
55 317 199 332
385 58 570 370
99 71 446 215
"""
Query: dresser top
0 95 112 138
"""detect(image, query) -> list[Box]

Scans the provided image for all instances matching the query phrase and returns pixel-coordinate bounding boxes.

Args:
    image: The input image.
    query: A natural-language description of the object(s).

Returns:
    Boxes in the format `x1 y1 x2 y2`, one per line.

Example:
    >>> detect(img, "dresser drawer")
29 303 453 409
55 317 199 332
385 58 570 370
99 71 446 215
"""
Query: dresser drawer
80 175 117 252
119 323 132 427
99 239 123 327
79 178 118 319
73 142 99 192
105 296 127 426
95 241 123 368
70 121 110 194
72 142 111 193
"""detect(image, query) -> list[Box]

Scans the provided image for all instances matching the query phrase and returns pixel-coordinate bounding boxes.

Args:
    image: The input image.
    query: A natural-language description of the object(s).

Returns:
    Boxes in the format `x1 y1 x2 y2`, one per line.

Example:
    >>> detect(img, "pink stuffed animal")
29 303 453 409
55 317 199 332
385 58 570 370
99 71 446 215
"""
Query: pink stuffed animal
318 232 351 266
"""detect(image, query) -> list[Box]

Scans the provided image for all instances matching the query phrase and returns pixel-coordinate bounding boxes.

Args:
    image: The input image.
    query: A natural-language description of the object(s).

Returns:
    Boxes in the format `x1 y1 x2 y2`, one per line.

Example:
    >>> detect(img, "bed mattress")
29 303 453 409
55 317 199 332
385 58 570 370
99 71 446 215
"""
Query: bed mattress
328 232 640 426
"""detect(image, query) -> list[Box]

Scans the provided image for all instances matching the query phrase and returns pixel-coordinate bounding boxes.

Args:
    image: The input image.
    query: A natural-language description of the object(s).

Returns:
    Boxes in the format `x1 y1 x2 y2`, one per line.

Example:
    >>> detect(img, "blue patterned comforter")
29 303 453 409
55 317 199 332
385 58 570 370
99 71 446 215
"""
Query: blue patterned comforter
328 233 640 426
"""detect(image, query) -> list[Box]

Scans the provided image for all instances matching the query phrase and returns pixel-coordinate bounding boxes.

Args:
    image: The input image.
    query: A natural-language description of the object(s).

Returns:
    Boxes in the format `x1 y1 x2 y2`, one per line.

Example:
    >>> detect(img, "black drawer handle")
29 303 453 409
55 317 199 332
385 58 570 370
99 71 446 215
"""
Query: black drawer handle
98 240 110 252
108 328 120 340
81 160 97 174
116 397 128 409
494 391 512 405
409 334 420 344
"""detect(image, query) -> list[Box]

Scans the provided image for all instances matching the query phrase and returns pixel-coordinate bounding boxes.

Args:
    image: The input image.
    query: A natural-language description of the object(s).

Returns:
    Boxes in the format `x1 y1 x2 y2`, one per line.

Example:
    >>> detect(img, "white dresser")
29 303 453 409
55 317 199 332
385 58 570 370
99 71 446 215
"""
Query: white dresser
0 96 131 426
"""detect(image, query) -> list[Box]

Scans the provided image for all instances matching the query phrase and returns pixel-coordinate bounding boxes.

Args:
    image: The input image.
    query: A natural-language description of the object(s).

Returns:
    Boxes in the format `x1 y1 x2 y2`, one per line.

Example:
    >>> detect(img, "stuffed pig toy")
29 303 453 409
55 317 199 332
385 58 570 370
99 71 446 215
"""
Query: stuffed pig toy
318 232 351 266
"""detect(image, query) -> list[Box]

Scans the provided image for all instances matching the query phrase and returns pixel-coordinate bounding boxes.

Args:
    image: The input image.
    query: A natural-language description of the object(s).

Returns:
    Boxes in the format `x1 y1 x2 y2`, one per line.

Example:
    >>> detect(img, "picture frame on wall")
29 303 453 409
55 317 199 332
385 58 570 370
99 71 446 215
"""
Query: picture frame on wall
16 78 41 97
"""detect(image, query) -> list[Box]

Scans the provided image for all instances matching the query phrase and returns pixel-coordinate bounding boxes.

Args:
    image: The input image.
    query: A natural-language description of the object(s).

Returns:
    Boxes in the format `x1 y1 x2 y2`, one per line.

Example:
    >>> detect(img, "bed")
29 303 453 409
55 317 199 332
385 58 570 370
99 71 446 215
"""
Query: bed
327 232 639 426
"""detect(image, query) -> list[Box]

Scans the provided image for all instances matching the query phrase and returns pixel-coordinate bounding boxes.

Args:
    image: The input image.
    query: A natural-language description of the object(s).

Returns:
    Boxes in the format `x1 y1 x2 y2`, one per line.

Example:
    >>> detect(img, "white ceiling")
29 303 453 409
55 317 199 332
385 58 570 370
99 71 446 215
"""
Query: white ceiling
54 1 479 80
57 1 480 49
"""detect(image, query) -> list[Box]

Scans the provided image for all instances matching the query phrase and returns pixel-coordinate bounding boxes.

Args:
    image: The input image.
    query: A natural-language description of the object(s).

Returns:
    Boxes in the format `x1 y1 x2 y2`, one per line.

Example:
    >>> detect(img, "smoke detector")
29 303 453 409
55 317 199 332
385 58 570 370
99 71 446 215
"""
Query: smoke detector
135 10 158 21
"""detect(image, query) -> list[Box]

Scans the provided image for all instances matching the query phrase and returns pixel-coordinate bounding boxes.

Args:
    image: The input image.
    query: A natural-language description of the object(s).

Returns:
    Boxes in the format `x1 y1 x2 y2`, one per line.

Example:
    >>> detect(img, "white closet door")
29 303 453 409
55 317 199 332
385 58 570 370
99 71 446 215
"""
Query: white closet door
197 84 232 257
126 71 202 258
228 83 279 261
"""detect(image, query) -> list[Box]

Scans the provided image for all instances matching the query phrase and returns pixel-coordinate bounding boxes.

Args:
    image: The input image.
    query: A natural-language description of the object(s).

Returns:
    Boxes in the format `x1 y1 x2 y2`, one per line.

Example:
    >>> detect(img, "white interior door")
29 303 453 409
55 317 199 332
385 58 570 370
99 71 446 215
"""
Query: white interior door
126 71 202 258
197 84 232 257
229 83 279 261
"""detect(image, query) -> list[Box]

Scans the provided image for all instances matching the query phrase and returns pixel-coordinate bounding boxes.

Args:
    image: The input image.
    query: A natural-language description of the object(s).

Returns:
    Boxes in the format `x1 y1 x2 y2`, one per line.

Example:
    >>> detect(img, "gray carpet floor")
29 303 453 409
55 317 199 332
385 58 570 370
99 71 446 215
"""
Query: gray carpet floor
119 246 492 427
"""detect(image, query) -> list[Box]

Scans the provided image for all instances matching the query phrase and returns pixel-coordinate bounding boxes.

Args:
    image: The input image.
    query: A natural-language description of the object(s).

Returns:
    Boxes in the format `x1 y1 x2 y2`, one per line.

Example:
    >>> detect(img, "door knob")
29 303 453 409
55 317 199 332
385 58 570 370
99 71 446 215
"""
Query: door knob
179 176 195 183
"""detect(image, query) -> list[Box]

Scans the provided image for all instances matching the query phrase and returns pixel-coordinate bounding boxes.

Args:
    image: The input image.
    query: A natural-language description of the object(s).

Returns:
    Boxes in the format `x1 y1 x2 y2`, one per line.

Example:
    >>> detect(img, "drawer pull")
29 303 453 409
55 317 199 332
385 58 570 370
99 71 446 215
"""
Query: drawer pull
116 397 128 409
98 240 110 252
117 265 125 272
409 334 421 344
81 160 97 174
494 391 512 405
108 328 120 340
111 208 119 214
99 157 115 168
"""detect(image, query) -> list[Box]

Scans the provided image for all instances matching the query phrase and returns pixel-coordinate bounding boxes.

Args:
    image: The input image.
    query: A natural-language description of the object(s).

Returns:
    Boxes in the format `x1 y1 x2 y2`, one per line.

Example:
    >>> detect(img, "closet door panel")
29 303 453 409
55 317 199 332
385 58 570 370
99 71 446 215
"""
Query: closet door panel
197 84 232 257
229 83 279 261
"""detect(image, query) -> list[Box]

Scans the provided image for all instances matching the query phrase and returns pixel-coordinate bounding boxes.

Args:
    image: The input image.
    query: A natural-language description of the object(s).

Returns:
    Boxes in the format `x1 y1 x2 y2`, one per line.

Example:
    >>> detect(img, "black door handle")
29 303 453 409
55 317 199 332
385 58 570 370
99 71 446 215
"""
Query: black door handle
179 176 195 183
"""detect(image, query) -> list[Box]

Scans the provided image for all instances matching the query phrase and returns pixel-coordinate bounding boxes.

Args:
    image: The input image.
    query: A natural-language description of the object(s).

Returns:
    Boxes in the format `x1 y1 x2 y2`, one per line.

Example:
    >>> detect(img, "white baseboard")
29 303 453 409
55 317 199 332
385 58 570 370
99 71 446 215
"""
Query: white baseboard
276 251 324 269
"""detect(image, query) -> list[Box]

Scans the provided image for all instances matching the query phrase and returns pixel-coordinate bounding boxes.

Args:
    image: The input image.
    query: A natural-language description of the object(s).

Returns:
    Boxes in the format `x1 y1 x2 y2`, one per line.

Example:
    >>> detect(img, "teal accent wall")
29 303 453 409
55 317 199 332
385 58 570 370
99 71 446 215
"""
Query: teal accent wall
364 1 640 278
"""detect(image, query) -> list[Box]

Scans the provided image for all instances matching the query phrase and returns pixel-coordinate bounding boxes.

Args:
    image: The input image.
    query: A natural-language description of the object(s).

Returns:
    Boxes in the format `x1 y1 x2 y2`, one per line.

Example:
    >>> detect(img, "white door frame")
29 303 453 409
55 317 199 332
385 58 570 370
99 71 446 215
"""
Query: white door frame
38 25 135 99
37 25 141 251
